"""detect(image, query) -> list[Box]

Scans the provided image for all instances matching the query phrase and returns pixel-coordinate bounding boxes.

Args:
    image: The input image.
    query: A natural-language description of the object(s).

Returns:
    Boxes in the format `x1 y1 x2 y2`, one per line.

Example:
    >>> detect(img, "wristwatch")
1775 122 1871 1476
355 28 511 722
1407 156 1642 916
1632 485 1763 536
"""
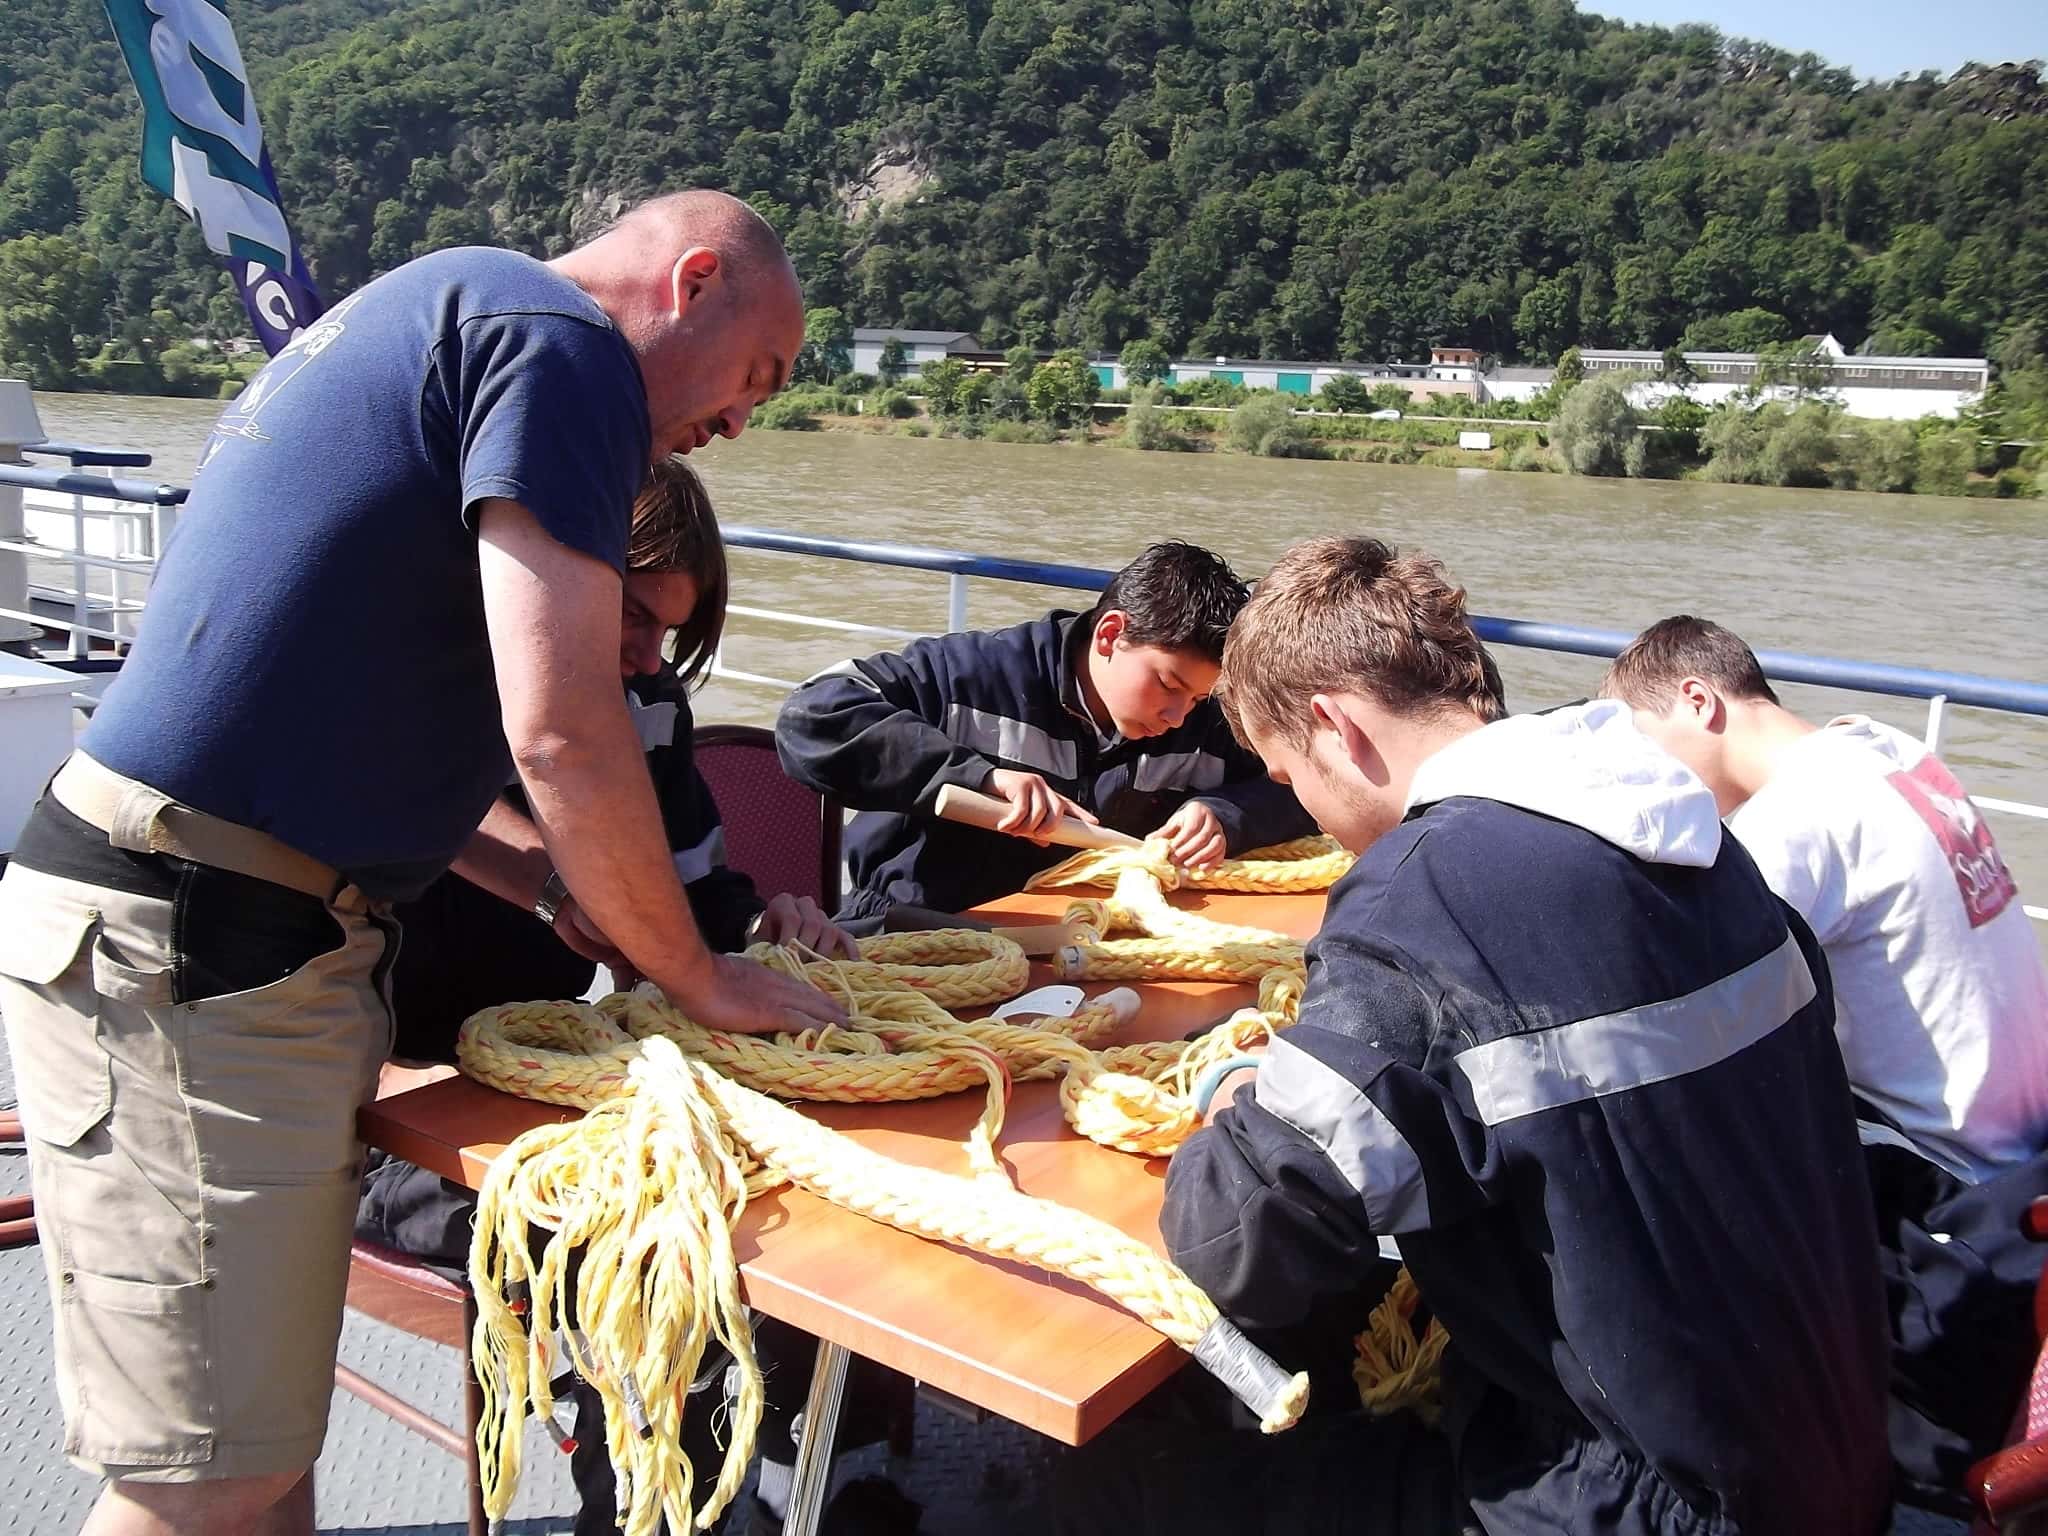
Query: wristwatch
533 870 571 926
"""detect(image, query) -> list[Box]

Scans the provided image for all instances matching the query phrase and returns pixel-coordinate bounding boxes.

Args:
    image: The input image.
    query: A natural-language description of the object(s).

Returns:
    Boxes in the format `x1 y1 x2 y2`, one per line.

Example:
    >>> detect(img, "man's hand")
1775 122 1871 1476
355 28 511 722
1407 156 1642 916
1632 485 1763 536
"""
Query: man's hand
1201 1043 1269 1127
984 768 1100 844
554 896 627 968
665 951 848 1035
749 894 860 960
1155 800 1227 870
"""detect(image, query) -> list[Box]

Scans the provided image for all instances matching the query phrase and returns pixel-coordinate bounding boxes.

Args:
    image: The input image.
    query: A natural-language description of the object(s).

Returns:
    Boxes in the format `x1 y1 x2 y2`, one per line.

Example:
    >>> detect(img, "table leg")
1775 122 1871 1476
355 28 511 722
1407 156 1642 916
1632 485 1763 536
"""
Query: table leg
781 1339 852 1536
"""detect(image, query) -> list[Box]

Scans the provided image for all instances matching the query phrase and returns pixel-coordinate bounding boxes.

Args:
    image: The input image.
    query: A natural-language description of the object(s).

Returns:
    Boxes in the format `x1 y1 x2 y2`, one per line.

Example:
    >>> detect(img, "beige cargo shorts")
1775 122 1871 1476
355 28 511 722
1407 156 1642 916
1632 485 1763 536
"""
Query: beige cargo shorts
0 856 392 1482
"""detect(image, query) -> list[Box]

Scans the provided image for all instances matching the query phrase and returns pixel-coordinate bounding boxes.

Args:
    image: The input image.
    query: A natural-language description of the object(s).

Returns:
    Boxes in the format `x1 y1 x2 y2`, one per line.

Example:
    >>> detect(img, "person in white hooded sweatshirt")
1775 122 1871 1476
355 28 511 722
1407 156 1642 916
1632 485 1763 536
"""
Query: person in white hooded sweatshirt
1056 539 1891 1536
1603 613 2048 1511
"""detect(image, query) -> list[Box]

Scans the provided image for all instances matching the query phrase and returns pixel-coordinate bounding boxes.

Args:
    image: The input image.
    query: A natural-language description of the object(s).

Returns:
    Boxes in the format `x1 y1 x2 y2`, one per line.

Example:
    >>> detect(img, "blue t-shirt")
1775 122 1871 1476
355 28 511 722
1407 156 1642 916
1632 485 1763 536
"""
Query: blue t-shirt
82 248 651 901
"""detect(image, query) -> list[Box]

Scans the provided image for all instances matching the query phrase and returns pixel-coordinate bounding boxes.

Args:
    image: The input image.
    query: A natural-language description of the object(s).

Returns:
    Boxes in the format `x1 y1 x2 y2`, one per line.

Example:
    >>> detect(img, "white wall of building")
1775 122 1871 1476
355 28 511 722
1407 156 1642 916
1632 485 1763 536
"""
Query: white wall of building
1624 380 1981 421
1479 377 1551 405
849 339 960 376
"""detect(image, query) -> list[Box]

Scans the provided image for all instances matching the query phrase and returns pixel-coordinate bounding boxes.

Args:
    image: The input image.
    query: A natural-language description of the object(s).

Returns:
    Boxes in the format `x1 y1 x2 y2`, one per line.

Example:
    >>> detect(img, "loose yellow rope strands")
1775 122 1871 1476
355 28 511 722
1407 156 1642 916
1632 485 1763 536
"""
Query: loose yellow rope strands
1019 838 1348 984
465 1035 1313 1533
1353 1268 1450 1426
459 931 1315 1532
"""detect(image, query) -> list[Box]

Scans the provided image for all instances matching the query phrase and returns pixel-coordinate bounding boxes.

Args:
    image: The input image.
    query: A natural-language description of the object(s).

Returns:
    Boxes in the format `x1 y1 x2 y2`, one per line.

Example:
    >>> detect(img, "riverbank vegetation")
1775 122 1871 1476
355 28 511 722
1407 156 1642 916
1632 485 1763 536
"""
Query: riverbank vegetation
751 316 2043 497
3 0 2046 392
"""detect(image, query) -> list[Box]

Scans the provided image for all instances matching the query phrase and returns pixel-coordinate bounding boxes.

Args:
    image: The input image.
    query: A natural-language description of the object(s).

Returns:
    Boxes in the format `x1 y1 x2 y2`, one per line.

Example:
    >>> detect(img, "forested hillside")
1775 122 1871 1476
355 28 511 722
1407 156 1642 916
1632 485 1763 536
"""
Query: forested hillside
3 0 2045 382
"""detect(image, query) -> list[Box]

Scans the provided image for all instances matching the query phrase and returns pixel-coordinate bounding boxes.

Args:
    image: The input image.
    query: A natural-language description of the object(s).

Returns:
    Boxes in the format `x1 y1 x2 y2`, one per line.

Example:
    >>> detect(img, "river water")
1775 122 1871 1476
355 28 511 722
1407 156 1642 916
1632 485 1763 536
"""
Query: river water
30 391 2048 909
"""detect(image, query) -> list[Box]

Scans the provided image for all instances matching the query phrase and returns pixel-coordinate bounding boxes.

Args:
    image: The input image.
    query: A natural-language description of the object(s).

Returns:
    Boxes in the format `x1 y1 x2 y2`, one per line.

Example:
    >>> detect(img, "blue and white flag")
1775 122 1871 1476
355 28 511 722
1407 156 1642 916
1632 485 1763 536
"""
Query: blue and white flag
102 0 323 355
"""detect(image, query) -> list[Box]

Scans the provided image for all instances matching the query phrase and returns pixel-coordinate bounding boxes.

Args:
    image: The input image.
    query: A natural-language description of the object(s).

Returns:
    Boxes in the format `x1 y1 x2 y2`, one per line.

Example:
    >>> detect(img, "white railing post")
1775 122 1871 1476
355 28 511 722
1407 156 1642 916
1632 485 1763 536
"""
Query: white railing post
1923 693 1948 753
69 486 90 658
0 380 45 645
946 572 968 633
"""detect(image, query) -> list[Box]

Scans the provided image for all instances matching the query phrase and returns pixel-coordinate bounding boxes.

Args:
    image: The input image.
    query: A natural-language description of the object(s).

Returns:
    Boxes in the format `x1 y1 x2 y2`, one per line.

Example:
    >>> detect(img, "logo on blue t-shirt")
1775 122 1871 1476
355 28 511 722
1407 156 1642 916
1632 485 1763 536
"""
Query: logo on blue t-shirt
204 288 368 460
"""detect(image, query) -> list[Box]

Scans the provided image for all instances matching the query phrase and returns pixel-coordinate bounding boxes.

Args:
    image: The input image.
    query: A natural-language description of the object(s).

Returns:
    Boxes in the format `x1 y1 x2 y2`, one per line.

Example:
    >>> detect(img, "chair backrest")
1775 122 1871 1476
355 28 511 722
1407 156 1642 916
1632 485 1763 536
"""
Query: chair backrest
692 723 842 913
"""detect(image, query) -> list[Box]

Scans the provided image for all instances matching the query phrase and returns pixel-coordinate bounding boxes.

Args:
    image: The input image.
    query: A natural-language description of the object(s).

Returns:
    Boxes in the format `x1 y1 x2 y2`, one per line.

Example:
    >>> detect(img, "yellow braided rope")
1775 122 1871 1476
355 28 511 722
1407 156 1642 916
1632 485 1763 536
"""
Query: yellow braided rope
1026 834 1354 894
459 925 1330 1531
1036 841 1326 985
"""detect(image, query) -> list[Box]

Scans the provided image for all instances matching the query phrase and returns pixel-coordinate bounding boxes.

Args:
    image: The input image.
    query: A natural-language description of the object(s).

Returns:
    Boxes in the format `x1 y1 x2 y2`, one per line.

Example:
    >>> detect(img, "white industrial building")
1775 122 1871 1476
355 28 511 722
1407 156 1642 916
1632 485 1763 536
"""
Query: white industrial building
1578 335 1987 421
850 328 981 377
1089 346 1482 401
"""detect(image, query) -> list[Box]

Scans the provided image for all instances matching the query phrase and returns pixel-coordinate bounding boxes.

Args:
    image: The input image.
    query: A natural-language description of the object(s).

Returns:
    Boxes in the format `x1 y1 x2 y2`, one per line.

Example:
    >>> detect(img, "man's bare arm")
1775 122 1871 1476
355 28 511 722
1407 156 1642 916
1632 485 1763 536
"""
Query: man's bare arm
475 498 842 1032
449 797 552 910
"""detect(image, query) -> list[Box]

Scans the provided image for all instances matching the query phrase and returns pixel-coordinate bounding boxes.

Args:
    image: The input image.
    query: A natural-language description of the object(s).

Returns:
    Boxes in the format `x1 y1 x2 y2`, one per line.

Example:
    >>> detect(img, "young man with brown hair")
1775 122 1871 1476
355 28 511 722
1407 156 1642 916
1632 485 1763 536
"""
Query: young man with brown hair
777 540 1312 926
1062 537 1892 1535
1602 615 2048 1508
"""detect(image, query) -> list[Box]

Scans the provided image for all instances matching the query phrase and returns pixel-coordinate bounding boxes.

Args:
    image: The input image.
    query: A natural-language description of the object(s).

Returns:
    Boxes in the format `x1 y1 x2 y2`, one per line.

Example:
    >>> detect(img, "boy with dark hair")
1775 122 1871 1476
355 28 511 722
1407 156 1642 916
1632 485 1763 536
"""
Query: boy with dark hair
1602 614 2048 1508
1060 537 1892 1536
777 540 1311 923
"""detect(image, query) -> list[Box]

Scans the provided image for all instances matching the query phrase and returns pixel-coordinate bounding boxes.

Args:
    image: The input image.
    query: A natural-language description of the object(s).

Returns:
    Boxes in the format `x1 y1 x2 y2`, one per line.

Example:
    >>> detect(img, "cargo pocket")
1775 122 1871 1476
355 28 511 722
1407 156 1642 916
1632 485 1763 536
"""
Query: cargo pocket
61 1269 214 1469
0 898 110 1149
180 918 384 1186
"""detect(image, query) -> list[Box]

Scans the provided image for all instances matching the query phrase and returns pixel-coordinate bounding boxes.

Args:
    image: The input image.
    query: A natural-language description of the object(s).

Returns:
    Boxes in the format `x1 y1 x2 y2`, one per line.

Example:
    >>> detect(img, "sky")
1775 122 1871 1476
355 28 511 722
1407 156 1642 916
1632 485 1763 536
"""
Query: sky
1583 0 2046 82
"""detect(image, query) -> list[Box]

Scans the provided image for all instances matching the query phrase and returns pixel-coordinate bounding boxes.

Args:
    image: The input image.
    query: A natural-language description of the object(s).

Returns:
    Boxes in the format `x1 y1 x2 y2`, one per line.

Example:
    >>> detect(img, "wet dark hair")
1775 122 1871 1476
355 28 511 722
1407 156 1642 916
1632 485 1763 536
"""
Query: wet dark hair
1085 541 1249 663
1601 615 1780 712
1218 535 1504 749
625 455 728 689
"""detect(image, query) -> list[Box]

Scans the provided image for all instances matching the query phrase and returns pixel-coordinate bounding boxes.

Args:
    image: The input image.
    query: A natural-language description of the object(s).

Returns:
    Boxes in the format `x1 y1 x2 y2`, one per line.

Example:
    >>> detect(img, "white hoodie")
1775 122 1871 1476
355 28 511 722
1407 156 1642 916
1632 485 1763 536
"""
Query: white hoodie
1405 699 1724 869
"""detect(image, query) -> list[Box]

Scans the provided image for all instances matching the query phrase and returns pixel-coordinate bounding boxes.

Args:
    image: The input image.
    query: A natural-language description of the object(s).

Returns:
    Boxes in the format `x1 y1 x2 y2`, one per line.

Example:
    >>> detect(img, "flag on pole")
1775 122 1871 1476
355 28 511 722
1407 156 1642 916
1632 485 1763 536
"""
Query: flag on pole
101 0 323 356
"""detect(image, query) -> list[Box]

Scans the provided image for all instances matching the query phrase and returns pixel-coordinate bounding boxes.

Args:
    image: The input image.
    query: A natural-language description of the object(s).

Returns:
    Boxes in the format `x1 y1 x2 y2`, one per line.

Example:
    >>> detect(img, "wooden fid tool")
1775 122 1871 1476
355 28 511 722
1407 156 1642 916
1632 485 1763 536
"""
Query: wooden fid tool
934 784 1143 853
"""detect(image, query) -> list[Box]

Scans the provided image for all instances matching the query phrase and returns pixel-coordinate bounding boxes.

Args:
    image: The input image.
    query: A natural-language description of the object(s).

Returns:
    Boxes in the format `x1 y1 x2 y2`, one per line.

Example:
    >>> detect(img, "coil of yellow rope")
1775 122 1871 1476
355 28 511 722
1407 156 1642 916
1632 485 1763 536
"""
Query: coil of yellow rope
456 922 1325 1533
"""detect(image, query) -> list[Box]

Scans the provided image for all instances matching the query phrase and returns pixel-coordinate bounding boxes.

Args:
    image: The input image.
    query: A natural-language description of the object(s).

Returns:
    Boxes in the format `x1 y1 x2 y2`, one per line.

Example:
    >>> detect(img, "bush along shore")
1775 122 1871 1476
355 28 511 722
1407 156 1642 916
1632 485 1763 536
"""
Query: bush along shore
755 342 2046 499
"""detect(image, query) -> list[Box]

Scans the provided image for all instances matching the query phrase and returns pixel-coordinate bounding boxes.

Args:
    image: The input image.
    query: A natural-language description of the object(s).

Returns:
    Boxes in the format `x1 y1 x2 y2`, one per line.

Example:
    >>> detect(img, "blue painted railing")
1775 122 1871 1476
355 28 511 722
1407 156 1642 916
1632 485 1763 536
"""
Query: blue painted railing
4 463 189 505
3 463 2042 716
22 441 154 469
724 528 2048 718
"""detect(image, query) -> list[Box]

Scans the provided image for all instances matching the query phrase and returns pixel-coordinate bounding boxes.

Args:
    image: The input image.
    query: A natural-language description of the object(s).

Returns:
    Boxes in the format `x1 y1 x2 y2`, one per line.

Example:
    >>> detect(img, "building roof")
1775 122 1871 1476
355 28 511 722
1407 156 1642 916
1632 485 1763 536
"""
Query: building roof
853 328 979 346
1581 345 1986 371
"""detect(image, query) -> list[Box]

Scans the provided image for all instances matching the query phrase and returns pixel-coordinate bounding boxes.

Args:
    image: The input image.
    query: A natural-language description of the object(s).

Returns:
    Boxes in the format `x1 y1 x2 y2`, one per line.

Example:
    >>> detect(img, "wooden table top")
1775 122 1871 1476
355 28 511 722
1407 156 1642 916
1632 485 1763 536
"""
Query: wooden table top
358 887 1327 1445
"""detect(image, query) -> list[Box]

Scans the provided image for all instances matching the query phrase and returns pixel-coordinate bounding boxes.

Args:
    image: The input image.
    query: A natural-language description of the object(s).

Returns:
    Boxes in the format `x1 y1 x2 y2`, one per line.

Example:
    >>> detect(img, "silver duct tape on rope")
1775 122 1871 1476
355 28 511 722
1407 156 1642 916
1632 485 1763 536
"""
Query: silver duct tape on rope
1192 1315 1310 1433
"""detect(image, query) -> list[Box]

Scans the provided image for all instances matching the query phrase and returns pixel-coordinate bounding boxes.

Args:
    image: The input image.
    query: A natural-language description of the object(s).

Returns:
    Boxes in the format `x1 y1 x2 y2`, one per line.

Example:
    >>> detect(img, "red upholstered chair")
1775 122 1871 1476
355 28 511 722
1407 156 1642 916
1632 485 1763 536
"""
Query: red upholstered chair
337 1240 487 1536
692 723 843 911
1967 1197 2048 1531
1 1109 34 1248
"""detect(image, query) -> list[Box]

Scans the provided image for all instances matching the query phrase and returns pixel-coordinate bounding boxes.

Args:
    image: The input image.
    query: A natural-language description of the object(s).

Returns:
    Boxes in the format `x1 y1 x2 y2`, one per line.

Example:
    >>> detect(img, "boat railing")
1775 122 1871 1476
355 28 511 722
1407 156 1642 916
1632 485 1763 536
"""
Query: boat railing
0 459 184 660
714 525 2048 925
0 462 2040 923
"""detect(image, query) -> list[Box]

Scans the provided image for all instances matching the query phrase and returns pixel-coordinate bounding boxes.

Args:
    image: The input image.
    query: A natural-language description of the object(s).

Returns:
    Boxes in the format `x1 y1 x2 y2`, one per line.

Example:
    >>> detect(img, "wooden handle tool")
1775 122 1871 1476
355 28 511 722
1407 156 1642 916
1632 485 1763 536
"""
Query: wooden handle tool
933 784 1142 852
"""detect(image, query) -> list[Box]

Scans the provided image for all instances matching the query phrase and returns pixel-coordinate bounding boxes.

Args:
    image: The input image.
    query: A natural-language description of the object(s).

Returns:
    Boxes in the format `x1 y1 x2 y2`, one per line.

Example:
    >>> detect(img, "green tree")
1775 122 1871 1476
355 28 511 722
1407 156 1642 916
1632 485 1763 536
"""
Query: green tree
1025 348 1100 425
1679 309 1792 353
1003 345 1038 382
1913 427 1979 496
876 337 909 383
1756 341 1834 397
1837 419 1919 493
0 233 109 387
1318 375 1372 412
1368 383 1412 413
1660 346 1695 386
795 307 853 384
1122 383 1187 451
1555 347 1586 388
1552 376 1640 476
918 356 969 416
1118 338 1171 387
1226 393 1307 457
